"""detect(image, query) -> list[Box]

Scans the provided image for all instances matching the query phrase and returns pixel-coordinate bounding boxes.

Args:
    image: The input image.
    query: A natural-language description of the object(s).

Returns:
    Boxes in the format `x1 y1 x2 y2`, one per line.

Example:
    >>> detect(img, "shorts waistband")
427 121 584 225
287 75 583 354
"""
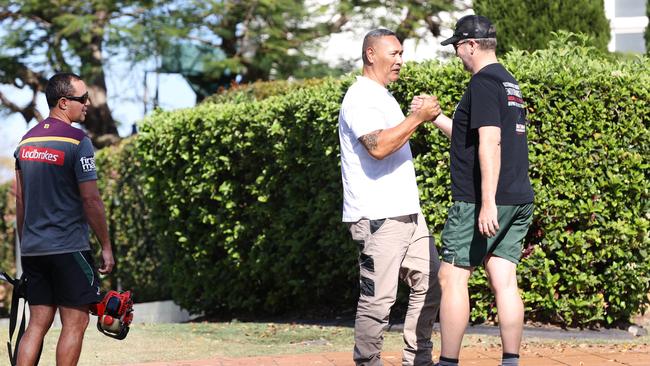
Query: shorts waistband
387 213 417 223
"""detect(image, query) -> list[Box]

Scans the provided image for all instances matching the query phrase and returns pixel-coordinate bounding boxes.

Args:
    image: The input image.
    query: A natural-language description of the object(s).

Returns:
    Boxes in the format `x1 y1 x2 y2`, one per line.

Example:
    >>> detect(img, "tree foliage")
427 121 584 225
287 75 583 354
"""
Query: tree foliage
0 181 15 316
158 0 458 100
474 0 610 55
0 0 459 139
0 0 177 146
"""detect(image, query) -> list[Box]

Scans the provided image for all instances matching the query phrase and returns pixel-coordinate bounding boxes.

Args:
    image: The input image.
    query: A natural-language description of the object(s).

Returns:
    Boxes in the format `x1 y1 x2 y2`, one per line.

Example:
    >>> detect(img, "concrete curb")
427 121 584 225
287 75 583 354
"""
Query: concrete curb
0 300 198 328
387 323 635 340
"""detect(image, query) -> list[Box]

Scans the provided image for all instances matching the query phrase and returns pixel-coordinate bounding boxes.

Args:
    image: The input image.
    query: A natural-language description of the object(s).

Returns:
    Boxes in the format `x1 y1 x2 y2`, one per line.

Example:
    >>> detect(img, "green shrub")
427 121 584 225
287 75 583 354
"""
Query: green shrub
474 0 610 55
202 78 327 105
0 181 15 316
134 78 358 314
102 37 649 327
95 139 171 302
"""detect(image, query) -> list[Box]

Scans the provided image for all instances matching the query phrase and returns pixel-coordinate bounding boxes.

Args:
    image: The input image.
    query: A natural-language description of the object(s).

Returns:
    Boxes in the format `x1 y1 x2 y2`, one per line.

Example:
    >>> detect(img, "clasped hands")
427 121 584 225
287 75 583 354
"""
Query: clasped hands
409 94 442 122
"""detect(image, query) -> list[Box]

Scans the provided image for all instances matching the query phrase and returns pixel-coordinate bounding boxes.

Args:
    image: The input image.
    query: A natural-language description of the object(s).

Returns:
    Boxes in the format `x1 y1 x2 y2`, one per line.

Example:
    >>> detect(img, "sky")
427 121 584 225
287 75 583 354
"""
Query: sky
0 6 470 183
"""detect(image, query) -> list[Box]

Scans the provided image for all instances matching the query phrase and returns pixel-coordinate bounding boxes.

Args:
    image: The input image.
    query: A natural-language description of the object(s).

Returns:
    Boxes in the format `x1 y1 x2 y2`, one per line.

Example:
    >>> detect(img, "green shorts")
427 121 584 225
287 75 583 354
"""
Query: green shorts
441 201 534 267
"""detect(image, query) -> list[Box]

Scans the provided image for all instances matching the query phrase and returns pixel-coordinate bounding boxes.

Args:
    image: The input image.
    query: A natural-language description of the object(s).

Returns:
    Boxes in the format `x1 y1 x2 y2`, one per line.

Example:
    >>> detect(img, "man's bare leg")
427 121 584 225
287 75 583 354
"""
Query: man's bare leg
16 304 56 366
57 305 90 366
485 255 523 365
437 262 473 365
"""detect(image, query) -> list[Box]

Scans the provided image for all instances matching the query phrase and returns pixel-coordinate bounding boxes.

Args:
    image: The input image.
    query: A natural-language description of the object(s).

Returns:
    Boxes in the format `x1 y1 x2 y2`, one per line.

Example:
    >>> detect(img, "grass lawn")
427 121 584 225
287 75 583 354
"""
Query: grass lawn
1 321 649 365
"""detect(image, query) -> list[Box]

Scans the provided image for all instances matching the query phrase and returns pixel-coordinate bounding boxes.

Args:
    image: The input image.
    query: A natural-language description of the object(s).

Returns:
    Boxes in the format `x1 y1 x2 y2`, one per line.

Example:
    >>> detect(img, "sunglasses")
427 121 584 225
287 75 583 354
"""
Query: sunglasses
453 40 471 51
63 91 89 104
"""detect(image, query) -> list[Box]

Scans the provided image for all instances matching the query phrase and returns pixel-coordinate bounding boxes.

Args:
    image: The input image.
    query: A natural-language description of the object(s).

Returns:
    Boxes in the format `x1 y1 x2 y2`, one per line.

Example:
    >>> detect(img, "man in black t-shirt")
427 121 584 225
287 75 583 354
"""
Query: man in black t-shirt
411 15 534 366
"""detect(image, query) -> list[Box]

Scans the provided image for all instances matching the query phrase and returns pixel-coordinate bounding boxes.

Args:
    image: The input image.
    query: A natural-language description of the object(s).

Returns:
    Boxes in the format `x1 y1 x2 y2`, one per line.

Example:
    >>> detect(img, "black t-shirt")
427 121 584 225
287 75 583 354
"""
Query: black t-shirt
450 63 534 205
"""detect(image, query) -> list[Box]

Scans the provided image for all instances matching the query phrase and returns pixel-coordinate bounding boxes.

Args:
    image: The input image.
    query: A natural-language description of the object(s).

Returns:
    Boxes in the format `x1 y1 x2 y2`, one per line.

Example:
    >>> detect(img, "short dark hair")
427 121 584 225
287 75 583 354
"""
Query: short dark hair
45 72 82 108
362 28 397 65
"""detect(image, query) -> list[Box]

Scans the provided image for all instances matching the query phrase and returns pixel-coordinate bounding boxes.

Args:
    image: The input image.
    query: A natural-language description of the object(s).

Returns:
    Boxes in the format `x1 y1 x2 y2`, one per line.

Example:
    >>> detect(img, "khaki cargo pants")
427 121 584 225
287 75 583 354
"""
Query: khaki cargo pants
348 212 441 366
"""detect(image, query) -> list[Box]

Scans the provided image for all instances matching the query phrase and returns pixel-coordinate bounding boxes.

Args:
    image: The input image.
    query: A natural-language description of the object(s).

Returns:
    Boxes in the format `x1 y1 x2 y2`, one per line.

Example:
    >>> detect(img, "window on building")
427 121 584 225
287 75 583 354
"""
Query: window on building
606 0 648 53
615 33 646 52
615 0 646 17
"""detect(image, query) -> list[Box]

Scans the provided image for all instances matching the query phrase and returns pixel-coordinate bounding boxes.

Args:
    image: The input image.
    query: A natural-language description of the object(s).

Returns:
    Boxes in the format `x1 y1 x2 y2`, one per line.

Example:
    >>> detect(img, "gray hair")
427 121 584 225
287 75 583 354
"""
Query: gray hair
362 28 397 65
475 38 497 51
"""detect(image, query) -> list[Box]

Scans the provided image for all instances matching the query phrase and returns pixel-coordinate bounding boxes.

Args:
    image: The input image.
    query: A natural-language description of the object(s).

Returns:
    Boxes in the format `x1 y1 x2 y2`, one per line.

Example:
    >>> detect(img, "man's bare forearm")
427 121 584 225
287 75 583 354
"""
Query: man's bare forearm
360 97 441 159
433 113 453 138
83 197 111 251
79 180 111 251
361 113 424 159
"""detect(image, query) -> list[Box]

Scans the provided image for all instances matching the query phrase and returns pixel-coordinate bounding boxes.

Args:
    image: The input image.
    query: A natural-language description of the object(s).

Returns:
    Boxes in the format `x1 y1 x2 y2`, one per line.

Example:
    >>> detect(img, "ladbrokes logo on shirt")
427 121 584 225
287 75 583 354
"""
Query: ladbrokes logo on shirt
20 146 65 166
80 156 96 172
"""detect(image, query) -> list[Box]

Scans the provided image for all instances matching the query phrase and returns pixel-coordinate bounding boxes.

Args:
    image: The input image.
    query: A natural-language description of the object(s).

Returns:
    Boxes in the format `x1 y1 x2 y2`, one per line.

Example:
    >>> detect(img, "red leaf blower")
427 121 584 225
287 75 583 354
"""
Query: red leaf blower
89 290 134 340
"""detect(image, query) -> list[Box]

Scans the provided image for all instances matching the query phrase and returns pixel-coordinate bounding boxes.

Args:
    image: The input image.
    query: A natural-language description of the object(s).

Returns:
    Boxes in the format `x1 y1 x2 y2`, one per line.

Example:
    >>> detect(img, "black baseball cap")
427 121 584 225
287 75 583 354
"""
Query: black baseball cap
440 15 496 46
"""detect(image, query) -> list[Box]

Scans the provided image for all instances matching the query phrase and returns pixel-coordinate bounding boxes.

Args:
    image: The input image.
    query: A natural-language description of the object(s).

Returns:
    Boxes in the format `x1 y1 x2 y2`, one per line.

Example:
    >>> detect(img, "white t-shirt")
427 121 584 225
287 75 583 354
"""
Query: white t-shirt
338 76 421 222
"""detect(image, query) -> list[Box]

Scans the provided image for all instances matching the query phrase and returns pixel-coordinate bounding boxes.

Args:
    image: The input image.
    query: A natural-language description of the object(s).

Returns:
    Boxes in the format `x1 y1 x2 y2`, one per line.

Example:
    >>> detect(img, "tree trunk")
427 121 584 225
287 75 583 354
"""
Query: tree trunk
84 85 120 147
79 10 120 148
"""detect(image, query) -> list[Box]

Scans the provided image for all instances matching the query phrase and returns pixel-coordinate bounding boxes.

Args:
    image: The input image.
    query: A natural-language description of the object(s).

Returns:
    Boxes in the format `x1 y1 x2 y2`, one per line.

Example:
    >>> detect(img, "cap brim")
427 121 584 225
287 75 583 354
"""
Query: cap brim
440 35 460 46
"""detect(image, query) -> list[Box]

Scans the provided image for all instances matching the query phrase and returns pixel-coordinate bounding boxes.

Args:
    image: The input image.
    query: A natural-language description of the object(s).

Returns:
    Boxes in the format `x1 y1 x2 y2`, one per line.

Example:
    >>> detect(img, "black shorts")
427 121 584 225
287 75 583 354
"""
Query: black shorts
21 251 102 306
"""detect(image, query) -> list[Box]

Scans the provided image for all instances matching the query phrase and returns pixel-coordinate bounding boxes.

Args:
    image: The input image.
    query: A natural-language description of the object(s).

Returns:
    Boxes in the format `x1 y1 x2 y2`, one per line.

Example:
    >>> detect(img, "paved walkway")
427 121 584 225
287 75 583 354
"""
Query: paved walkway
123 344 650 366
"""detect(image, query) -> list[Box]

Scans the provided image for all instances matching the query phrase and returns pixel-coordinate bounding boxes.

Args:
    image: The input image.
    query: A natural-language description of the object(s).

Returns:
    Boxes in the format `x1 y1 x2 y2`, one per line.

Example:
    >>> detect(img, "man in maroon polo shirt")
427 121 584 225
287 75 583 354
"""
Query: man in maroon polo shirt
14 72 114 366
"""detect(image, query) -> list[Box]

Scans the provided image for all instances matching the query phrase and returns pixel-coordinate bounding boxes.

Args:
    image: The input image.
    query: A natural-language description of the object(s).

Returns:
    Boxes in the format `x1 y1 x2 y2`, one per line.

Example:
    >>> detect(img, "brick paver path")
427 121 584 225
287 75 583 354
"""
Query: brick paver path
121 343 649 366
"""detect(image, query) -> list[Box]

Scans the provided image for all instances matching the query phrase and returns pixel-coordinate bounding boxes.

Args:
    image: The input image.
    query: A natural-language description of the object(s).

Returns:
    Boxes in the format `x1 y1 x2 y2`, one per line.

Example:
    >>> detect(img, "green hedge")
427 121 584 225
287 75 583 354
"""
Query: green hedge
0 181 15 316
135 80 355 314
202 78 327 105
95 139 171 302
100 36 649 327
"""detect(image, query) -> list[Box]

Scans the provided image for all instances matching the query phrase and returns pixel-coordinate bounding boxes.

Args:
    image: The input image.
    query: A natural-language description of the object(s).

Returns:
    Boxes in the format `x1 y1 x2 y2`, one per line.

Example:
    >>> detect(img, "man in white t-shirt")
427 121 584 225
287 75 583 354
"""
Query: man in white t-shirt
339 28 442 366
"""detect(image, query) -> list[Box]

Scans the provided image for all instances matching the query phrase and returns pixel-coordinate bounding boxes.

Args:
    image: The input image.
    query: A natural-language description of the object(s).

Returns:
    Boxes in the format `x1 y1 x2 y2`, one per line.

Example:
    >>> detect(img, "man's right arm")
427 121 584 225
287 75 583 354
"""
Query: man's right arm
359 97 441 159
431 113 453 138
79 180 114 274
410 95 452 138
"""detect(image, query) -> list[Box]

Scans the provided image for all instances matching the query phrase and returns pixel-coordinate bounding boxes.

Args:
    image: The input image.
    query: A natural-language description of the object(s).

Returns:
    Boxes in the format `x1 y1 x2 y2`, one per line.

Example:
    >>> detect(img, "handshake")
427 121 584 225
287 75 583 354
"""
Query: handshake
409 94 442 122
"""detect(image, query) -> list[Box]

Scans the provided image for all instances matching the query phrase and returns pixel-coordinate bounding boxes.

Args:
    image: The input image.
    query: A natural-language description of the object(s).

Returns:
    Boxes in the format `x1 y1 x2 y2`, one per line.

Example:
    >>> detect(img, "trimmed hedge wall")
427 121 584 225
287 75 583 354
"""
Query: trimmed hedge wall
97 38 649 327
137 80 354 314
201 78 327 105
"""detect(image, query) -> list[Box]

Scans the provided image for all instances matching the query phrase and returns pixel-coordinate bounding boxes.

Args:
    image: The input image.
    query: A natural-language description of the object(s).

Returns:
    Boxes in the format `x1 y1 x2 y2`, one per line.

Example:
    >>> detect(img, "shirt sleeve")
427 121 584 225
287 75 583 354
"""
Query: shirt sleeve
74 137 98 182
344 105 386 140
469 75 502 130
